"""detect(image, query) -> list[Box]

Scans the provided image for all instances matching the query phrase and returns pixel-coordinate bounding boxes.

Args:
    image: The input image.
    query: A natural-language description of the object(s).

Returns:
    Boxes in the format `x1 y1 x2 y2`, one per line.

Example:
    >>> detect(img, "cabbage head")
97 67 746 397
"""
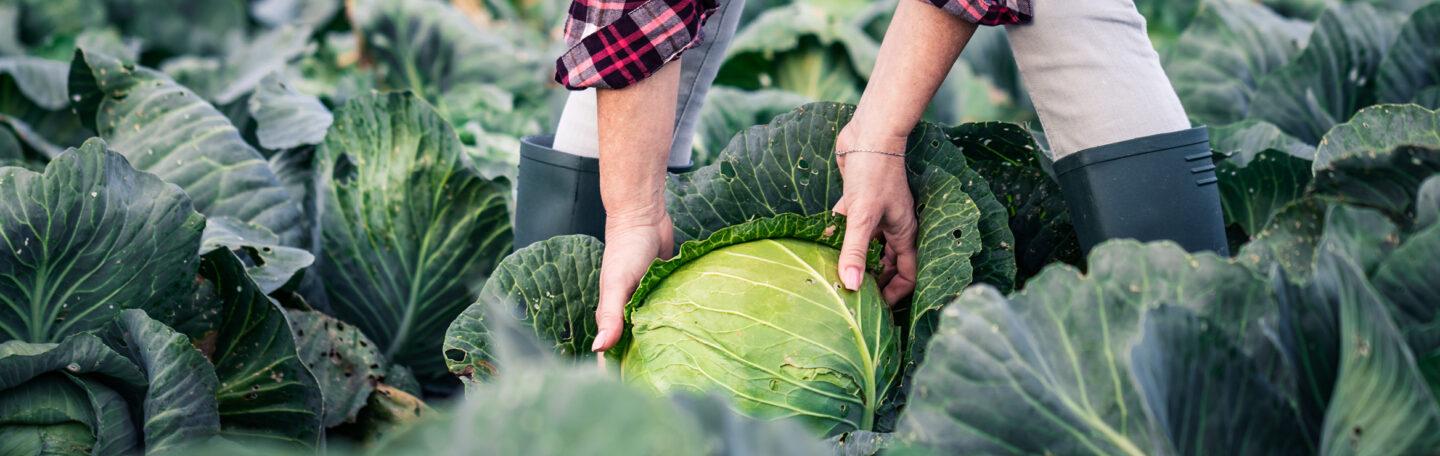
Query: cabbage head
618 213 901 436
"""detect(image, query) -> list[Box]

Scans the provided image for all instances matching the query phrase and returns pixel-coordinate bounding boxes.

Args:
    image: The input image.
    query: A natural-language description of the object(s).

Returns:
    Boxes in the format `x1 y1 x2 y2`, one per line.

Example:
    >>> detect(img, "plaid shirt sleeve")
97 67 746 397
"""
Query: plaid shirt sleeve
554 0 1032 91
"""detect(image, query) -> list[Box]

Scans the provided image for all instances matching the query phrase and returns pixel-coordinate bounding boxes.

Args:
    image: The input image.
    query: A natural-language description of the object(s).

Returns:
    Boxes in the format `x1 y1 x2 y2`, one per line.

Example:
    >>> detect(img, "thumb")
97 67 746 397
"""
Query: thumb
838 206 877 291
592 289 625 352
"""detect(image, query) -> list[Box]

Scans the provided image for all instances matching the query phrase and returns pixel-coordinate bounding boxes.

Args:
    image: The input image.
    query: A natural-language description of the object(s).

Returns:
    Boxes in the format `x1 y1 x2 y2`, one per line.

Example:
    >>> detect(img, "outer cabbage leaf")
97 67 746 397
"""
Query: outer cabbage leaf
250 0 343 28
0 139 204 343
621 213 899 436
1235 197 1326 282
716 3 877 103
195 250 322 447
348 0 551 137
248 72 333 151
1313 253 1440 455
287 309 386 428
1372 186 1440 397
1376 2 1440 104
103 0 247 57
1211 119 1317 161
162 25 314 105
898 241 1277 455
444 235 605 379
1129 306 1306 456
1246 4 1402 144
1313 143 1440 226
316 91 511 378
1415 86 1440 110
97 310 224 454
68 49 308 248
0 56 91 159
692 87 812 167
200 217 315 295
944 121 1080 287
0 336 146 455
1312 104 1440 170
1163 0 1310 125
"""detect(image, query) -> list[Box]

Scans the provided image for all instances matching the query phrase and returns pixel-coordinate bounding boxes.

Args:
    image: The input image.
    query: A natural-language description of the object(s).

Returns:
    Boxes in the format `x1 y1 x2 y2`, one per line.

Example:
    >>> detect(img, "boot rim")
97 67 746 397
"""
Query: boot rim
1053 126 1210 177
521 134 601 173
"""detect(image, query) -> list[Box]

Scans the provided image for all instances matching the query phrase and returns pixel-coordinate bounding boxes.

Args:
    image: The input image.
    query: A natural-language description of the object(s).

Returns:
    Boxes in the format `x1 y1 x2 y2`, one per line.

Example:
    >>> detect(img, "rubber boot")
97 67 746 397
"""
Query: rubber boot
514 135 693 249
1053 126 1229 256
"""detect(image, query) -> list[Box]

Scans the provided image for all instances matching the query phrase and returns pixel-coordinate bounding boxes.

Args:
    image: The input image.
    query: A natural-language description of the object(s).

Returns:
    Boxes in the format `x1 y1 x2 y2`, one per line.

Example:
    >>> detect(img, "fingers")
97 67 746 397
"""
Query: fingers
838 206 878 291
592 216 671 353
881 215 920 305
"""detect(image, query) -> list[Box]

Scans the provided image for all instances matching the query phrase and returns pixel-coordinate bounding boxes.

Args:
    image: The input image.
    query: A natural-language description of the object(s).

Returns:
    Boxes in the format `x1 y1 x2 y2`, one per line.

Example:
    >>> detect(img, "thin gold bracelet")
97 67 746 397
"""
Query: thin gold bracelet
836 149 906 158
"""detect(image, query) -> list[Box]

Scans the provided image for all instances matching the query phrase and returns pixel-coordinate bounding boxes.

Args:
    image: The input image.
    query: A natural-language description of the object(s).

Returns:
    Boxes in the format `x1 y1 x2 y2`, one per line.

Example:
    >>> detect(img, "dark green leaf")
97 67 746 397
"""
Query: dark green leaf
0 57 90 159
946 121 1080 286
693 87 812 167
0 336 146 455
1236 197 1327 282
99 309 223 454
1129 306 1307 456
316 91 512 379
286 310 384 429
163 26 314 105
248 72 332 151
899 241 1270 455
444 235 604 379
1312 104 1440 170
348 0 552 131
103 0 247 56
197 249 322 448
1210 119 1318 161
1248 4 1402 143
69 49 309 248
1372 196 1440 396
1313 142 1440 225
1164 0 1310 125
0 139 205 343
1315 254 1440 455
716 3 877 103
1133 0 1201 47
1377 3 1440 104
200 217 314 295
1414 86 1440 110
1218 148 1314 237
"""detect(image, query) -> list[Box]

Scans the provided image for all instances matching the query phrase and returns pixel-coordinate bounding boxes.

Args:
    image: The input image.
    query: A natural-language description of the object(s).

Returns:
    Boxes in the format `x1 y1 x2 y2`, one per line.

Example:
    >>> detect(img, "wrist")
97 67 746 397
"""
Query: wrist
845 114 912 149
606 199 668 230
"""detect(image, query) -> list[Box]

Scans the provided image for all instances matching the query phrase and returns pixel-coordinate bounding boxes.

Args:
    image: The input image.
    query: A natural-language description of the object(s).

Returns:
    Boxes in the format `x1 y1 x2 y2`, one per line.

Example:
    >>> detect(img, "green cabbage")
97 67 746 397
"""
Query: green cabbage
618 213 900 436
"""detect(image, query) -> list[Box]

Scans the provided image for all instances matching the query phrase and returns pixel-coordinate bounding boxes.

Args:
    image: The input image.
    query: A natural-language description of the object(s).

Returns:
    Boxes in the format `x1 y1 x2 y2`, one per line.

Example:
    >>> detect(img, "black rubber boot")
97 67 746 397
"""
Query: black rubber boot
515 135 607 249
514 135 692 249
1053 126 1229 256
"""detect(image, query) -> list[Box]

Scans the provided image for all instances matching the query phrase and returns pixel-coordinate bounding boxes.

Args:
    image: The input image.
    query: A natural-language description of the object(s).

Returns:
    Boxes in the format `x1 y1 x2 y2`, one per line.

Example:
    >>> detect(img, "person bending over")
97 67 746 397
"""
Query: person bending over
513 0 1227 353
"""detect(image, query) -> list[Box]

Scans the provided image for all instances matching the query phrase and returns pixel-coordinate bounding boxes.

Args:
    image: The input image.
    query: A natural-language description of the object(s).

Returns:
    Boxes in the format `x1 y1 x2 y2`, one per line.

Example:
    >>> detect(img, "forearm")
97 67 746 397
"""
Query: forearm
850 0 977 141
598 61 683 221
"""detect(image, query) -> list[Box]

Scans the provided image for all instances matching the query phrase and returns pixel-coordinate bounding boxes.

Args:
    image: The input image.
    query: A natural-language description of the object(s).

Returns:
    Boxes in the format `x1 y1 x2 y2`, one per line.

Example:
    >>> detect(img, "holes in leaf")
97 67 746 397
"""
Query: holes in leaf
951 228 964 239
720 161 737 180
445 349 467 363
559 321 573 340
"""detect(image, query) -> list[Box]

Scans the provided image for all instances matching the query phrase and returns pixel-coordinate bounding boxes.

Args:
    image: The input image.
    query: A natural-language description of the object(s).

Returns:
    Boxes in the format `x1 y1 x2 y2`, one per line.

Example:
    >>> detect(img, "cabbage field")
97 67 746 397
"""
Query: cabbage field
2 0 1440 454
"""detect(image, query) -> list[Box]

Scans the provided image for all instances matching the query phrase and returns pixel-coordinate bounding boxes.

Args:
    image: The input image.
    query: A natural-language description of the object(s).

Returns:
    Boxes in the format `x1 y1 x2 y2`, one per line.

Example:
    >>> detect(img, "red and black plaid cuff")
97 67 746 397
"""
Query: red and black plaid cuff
555 0 717 90
554 0 1029 91
922 0 1032 25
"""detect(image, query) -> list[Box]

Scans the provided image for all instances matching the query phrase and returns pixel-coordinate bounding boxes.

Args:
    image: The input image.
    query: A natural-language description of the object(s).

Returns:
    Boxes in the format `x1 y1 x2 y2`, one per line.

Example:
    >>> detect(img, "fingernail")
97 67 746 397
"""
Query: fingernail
591 330 609 352
843 267 862 290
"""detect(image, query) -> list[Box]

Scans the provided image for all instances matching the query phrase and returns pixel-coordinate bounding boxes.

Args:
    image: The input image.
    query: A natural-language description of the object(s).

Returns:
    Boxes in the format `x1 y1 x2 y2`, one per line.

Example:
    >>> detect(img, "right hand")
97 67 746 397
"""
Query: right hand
591 208 674 353
832 122 919 306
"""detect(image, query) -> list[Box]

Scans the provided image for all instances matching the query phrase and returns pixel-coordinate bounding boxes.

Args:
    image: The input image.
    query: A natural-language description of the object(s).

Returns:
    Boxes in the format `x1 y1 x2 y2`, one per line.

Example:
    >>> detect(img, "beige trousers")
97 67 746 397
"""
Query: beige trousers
554 0 1192 161
1006 0 1191 157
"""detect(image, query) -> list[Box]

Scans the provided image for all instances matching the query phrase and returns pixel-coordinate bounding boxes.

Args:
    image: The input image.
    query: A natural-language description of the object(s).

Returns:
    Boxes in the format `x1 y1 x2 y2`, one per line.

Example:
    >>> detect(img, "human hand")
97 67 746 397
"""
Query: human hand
591 208 674 352
832 123 919 305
